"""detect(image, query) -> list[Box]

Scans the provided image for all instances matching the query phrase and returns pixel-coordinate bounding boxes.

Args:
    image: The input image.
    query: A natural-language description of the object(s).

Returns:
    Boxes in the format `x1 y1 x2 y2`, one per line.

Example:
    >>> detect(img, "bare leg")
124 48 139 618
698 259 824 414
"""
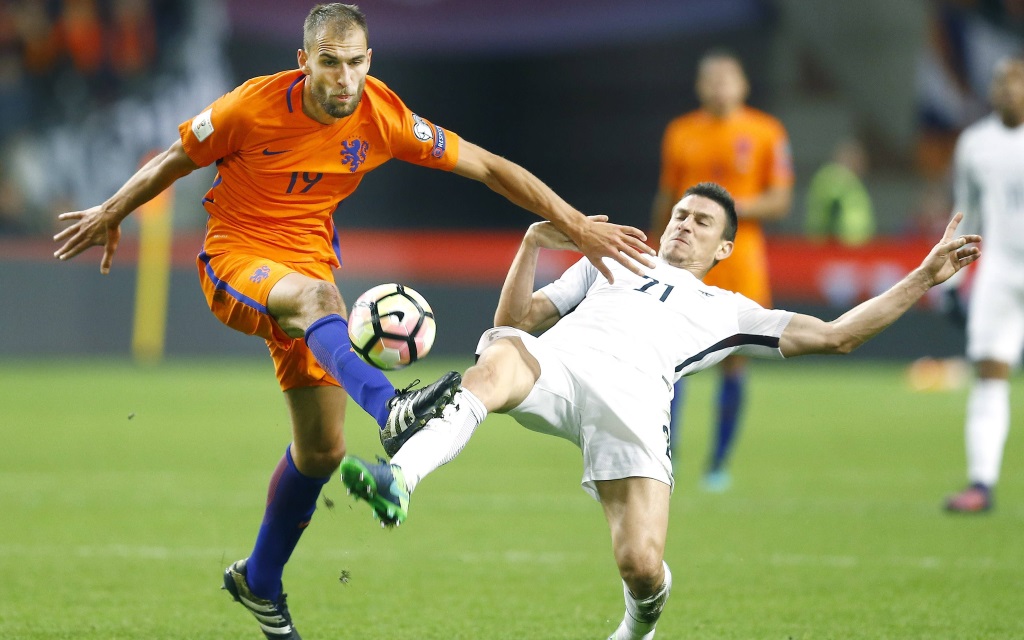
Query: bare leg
391 337 541 490
596 477 673 640
245 386 346 598
270 273 397 427
461 336 541 412
285 385 347 476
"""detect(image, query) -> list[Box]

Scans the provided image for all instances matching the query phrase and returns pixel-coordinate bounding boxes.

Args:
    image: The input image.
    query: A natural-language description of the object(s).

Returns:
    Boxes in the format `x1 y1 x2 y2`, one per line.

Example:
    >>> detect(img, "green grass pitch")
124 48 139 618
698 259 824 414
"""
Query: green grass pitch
1 357 1021 639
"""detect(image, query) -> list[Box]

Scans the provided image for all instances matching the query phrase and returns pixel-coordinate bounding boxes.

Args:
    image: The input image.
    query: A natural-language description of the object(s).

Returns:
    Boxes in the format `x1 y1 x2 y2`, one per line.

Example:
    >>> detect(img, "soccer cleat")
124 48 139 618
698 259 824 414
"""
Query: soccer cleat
701 469 732 493
944 483 993 513
339 455 409 527
380 371 461 457
223 559 301 639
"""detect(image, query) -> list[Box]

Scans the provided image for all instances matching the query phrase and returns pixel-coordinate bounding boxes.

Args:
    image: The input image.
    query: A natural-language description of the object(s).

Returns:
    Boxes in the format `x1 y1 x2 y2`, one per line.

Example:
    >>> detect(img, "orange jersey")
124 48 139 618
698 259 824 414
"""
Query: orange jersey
657 106 792 305
657 106 792 201
178 70 460 266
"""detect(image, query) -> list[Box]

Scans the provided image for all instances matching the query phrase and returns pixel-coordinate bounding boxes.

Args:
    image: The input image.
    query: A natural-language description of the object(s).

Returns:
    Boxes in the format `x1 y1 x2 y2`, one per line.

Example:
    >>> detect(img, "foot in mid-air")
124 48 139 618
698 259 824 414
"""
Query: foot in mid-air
223 558 301 639
380 371 461 457
944 482 993 513
340 455 410 527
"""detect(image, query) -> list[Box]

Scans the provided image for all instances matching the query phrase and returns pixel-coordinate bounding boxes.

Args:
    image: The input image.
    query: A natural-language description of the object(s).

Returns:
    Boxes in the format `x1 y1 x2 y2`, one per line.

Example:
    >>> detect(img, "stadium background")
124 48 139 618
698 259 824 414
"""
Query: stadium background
0 0 1014 358
2 3 1022 639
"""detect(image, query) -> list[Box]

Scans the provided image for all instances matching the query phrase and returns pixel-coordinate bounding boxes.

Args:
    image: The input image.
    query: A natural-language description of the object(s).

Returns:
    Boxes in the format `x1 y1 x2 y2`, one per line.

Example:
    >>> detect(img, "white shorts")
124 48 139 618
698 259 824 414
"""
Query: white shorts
476 327 674 501
966 254 1024 367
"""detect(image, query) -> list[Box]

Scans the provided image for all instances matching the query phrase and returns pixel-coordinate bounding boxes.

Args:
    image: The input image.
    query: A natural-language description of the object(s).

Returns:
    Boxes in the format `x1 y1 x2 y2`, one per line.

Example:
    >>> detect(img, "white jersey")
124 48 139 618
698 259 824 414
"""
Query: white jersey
537 257 794 389
953 114 1024 260
955 115 1024 365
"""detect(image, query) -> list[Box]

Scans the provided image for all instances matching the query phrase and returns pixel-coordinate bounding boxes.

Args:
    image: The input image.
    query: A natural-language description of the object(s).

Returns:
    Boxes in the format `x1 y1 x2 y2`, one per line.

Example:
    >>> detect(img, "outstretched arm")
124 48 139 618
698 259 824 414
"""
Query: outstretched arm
493 218 593 333
779 212 981 357
54 140 200 274
453 139 656 283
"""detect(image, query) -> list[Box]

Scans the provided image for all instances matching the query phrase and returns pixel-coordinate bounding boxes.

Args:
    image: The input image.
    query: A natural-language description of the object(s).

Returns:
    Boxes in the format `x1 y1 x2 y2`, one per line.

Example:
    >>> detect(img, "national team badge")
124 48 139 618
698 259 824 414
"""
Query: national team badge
340 138 369 172
250 265 271 283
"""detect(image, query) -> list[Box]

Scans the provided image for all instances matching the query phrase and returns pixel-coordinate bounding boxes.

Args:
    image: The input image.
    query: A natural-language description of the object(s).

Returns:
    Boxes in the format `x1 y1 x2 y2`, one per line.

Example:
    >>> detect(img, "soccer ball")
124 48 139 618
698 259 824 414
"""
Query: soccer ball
347 283 436 370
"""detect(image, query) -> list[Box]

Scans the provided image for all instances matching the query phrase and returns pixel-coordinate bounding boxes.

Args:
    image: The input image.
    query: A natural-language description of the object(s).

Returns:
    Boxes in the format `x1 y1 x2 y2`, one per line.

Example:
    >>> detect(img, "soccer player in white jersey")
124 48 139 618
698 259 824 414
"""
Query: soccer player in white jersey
943 57 1024 513
341 182 980 639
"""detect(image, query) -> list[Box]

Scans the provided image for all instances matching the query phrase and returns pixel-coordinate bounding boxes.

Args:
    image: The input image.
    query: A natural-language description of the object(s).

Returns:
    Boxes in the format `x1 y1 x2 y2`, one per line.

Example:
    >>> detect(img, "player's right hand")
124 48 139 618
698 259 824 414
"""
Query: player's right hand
53 206 123 275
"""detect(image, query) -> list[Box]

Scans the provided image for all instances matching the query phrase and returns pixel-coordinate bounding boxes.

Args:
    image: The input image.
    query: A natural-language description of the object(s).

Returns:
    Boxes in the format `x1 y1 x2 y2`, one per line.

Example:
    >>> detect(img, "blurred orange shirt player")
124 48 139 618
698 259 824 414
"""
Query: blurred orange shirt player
652 51 792 306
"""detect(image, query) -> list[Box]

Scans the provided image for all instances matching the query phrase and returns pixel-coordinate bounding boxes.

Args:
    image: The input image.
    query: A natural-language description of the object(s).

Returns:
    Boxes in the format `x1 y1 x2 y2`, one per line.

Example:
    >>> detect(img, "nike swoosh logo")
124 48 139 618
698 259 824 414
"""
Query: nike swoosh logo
262 148 290 155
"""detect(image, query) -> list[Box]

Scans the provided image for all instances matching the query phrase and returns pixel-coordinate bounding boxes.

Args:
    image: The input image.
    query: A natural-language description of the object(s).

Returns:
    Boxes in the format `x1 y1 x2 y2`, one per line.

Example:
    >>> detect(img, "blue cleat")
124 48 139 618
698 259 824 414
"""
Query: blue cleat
340 455 409 527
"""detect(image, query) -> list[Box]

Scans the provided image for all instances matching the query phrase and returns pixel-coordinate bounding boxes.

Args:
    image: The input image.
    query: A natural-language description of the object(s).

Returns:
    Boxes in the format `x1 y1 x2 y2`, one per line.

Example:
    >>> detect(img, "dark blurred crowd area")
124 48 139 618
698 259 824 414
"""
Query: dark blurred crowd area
917 0 1024 175
0 0 187 235
906 0 1023 240
0 0 1021 240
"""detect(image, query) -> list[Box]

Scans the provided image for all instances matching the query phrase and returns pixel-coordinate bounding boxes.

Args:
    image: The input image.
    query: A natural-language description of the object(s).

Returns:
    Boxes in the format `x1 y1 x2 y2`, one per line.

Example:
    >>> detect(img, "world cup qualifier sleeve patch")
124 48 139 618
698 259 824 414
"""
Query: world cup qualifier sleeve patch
191 109 214 142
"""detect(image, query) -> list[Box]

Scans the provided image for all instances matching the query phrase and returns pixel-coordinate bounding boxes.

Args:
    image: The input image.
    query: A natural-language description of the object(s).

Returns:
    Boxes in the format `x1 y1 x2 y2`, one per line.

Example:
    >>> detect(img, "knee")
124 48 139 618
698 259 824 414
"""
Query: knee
616 546 665 597
468 345 505 384
292 440 346 478
462 341 510 395
463 337 538 413
300 281 344 319
281 281 344 338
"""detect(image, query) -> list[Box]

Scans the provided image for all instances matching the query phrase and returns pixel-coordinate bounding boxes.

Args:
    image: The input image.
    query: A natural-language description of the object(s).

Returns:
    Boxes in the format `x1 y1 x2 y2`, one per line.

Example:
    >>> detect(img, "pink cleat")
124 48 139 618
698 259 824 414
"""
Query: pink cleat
944 483 992 513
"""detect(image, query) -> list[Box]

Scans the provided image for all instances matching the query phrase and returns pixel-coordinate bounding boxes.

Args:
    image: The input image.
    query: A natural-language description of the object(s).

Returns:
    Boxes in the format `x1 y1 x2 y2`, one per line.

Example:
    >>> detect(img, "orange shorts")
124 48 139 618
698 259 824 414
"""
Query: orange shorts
196 251 340 391
703 220 772 307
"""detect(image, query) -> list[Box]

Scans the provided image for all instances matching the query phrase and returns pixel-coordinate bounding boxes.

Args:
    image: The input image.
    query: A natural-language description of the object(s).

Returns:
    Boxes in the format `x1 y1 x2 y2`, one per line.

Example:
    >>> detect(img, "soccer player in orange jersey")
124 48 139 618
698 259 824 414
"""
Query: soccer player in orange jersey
651 49 793 491
53 4 654 638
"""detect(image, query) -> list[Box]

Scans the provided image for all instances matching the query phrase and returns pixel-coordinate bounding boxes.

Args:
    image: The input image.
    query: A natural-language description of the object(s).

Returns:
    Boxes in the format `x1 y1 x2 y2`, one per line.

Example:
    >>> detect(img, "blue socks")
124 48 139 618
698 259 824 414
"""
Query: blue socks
305 314 394 427
709 372 745 472
246 447 329 600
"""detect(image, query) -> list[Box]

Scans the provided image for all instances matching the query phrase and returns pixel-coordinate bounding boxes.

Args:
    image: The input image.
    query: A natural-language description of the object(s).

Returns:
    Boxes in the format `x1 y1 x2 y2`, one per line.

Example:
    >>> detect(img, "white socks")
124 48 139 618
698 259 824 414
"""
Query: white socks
610 562 673 640
391 388 488 493
965 378 1011 486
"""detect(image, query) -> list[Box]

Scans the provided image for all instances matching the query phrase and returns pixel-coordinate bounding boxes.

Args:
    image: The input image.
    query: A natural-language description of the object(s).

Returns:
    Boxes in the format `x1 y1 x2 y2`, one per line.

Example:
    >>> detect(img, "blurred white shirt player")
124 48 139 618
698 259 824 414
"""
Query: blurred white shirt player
944 57 1024 513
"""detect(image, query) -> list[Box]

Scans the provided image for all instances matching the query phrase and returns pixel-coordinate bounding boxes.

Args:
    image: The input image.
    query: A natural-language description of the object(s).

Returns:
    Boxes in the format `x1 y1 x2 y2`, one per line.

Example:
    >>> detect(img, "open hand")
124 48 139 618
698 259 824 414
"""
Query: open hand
570 216 657 283
920 212 982 287
53 206 123 274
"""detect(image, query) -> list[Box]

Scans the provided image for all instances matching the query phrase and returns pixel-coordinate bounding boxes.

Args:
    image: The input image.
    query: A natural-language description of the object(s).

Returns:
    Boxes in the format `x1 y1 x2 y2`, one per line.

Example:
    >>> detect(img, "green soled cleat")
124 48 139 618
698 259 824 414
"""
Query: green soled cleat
340 455 409 527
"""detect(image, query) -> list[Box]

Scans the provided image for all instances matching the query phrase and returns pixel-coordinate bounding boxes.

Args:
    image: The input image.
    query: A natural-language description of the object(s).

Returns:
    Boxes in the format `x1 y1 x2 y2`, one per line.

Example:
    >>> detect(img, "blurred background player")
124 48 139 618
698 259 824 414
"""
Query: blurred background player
943 57 1024 514
804 137 875 247
340 184 980 640
650 49 793 490
52 4 654 638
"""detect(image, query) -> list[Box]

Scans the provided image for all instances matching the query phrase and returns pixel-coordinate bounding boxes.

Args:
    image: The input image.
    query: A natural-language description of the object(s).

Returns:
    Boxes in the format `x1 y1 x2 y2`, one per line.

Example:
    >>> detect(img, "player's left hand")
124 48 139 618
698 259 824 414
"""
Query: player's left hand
572 217 657 283
53 205 123 275
920 212 981 287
